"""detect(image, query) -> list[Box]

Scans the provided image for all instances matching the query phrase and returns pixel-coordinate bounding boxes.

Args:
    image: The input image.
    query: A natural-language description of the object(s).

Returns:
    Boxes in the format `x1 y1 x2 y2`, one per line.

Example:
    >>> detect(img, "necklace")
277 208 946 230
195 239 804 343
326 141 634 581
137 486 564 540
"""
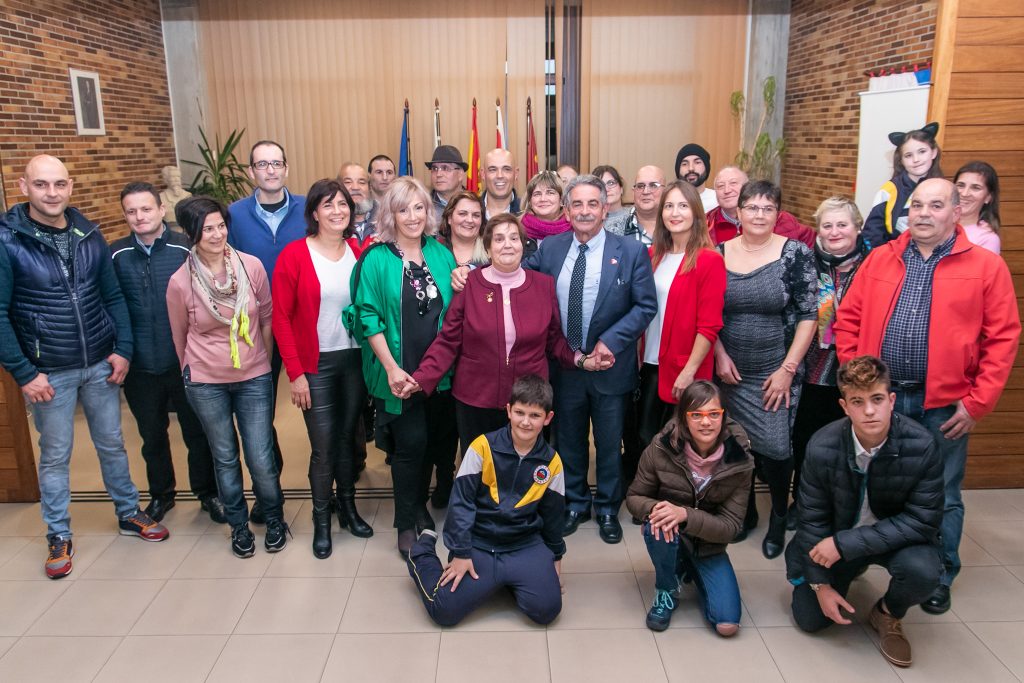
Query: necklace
738 234 772 252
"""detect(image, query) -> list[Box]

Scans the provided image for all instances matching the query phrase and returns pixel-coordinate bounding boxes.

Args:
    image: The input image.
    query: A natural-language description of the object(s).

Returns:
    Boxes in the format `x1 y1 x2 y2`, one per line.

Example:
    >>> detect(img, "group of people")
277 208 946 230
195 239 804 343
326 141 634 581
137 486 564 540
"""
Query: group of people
0 121 1018 668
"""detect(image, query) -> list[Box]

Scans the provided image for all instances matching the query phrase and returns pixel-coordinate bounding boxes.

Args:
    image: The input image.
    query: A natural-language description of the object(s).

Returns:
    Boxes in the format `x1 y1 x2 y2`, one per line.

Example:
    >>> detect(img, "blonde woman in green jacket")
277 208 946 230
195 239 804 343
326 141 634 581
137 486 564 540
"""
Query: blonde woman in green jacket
351 176 458 558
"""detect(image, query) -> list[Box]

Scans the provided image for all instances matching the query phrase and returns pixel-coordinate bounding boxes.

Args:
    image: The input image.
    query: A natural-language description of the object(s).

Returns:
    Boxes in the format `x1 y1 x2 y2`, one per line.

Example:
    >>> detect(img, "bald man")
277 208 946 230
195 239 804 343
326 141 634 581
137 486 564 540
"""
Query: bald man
705 166 814 247
605 165 665 247
481 148 521 219
0 155 169 579
835 177 1020 615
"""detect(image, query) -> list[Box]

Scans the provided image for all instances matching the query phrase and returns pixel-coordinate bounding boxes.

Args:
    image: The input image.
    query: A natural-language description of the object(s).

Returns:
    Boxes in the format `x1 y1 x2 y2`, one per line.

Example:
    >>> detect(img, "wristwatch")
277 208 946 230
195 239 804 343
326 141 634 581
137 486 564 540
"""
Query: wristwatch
809 583 824 592
576 354 588 369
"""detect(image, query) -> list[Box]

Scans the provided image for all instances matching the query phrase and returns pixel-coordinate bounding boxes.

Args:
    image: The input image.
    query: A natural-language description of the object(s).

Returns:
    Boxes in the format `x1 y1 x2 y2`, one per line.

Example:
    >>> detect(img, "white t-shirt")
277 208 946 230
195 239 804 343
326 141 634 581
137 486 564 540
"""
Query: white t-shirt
700 186 719 212
309 244 357 352
644 251 685 365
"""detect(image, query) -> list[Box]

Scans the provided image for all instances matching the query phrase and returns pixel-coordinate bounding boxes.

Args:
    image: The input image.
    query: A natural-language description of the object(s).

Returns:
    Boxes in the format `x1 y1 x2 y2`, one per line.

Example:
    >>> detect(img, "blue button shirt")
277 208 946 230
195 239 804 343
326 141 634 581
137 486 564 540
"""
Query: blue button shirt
556 228 606 349
254 188 292 237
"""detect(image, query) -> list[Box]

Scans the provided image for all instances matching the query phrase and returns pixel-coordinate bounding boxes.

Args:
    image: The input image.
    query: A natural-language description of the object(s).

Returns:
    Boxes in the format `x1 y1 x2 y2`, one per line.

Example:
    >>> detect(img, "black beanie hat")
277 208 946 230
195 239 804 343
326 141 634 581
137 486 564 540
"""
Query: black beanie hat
674 144 711 179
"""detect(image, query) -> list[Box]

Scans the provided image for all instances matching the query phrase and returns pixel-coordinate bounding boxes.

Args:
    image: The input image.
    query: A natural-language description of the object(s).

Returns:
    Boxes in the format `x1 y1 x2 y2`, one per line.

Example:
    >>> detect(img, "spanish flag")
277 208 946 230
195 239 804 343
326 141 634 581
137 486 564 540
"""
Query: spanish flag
467 98 481 193
526 97 539 179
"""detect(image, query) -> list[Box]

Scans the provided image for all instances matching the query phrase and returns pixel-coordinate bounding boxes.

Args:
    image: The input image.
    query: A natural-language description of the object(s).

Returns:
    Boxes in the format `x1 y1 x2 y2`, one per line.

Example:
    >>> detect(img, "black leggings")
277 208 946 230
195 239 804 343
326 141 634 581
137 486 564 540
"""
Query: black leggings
455 401 509 457
791 383 844 500
384 392 458 530
637 363 674 449
758 455 792 517
301 349 366 501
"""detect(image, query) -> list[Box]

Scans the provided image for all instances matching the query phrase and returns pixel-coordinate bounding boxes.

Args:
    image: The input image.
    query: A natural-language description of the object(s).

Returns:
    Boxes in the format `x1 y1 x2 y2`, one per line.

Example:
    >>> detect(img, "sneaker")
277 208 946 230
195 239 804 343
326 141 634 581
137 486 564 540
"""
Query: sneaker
45 537 74 579
231 524 256 558
645 589 677 631
869 600 912 667
264 519 291 553
119 509 170 542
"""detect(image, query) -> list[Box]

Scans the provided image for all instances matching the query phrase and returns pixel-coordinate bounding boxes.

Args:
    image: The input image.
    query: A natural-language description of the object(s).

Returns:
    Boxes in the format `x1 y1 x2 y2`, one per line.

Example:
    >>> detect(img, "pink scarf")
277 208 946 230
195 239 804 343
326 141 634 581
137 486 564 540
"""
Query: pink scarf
683 442 725 492
522 213 571 241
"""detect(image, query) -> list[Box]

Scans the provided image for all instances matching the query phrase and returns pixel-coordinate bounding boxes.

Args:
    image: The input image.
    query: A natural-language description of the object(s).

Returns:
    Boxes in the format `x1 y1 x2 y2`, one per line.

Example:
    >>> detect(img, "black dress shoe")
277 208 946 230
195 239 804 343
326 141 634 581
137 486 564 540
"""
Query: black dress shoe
199 496 228 524
562 510 591 536
414 506 435 535
597 514 623 544
143 497 175 523
785 501 799 531
921 585 951 615
761 512 786 559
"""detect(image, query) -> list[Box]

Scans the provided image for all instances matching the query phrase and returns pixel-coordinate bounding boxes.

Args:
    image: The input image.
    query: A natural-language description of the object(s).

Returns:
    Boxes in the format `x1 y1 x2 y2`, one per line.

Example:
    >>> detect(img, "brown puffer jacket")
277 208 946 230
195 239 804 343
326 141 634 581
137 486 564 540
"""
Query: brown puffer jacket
626 419 754 558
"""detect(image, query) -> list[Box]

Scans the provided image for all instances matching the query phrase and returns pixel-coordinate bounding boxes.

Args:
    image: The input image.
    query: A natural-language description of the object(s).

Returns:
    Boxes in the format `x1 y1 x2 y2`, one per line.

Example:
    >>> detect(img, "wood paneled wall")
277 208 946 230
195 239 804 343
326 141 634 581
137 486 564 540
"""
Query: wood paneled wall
930 0 1024 487
197 0 548 197
579 0 747 198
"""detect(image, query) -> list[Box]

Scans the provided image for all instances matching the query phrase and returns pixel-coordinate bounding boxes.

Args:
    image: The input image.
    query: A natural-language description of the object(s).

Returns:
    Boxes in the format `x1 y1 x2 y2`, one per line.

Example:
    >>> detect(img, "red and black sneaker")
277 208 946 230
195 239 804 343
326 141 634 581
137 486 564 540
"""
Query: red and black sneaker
118 509 170 542
45 537 74 579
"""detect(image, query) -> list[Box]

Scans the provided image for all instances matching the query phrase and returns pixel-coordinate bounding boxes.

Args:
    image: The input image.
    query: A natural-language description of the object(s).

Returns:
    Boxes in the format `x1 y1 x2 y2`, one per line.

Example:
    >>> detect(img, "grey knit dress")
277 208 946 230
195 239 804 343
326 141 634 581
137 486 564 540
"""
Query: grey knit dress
716 240 818 460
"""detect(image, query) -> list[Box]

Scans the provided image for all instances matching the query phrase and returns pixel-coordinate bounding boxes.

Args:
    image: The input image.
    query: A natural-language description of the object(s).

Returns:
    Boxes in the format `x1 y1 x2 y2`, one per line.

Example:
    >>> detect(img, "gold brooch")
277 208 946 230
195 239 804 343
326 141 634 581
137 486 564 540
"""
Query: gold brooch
486 291 494 303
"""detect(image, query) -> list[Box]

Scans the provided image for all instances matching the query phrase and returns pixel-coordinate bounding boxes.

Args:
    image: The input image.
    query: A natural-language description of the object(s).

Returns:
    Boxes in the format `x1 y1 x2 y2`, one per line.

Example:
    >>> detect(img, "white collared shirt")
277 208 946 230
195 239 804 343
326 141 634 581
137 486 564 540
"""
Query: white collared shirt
852 427 887 529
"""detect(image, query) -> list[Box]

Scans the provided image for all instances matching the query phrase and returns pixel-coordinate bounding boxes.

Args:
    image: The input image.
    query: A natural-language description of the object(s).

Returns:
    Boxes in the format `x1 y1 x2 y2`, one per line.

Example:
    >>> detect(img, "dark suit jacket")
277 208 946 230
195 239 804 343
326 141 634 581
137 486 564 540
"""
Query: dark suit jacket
524 228 657 395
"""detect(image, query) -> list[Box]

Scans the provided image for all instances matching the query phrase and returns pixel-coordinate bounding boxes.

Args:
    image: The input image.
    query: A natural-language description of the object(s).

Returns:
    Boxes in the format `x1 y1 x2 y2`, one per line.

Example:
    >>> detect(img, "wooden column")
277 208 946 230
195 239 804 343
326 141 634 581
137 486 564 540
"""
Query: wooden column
929 0 1024 488
0 371 39 502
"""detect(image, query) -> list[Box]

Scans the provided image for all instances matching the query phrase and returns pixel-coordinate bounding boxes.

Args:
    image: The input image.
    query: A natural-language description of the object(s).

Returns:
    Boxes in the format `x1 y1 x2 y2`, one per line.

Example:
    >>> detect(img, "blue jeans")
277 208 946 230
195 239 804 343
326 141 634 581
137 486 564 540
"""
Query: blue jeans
30 360 140 539
643 523 742 626
183 369 283 528
893 387 965 586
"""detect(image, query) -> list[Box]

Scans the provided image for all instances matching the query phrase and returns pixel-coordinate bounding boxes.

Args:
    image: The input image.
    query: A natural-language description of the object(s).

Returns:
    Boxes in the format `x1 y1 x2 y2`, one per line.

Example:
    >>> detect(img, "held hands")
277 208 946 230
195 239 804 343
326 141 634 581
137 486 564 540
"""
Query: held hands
106 353 130 385
761 364 795 411
939 400 977 440
809 536 841 568
291 374 311 410
648 501 687 543
815 584 855 625
590 340 616 371
451 265 470 293
387 367 421 399
440 557 479 592
22 373 55 404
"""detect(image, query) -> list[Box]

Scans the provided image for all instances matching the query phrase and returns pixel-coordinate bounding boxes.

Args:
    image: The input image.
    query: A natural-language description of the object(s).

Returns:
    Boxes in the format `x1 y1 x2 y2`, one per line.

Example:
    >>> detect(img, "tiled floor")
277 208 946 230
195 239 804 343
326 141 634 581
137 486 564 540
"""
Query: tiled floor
3 396 1022 681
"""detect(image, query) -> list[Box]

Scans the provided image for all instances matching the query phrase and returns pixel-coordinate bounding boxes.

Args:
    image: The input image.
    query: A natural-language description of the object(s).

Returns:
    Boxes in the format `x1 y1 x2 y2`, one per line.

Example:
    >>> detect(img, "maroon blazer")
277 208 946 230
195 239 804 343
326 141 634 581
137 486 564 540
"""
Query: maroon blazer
414 267 577 409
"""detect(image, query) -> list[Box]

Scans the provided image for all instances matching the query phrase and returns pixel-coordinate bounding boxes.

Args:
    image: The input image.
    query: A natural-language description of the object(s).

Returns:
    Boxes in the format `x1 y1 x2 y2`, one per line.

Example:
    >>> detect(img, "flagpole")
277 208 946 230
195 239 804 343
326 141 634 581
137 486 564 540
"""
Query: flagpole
433 97 441 150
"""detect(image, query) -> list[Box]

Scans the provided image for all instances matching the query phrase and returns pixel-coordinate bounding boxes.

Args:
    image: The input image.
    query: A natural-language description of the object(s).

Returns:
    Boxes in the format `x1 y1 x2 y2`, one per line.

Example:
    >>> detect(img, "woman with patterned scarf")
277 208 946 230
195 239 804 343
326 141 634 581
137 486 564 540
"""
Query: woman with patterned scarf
788 196 869 528
167 196 287 559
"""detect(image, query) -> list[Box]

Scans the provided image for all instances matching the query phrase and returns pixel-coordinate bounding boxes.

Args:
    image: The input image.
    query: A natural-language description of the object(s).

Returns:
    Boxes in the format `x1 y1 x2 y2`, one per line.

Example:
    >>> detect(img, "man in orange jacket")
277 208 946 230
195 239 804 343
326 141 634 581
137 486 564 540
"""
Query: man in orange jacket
834 178 1020 615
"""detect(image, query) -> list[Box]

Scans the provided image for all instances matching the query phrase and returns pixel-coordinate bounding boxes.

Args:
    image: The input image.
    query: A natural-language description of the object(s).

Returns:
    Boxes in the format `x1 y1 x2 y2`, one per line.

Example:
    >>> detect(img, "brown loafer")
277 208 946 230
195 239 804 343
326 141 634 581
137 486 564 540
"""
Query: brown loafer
869 600 912 668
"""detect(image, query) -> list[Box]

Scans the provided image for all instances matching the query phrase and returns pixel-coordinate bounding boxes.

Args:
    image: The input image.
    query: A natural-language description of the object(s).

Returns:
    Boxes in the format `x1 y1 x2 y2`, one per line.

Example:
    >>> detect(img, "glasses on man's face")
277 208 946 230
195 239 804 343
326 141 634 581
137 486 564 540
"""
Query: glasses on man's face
740 204 777 216
685 408 725 421
633 182 663 193
252 160 286 171
431 164 458 174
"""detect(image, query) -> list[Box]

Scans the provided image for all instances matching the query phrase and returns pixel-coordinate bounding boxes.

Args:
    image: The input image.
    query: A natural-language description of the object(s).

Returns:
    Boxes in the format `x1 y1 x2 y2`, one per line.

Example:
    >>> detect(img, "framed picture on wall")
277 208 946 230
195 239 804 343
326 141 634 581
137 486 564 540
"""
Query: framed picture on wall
69 68 105 136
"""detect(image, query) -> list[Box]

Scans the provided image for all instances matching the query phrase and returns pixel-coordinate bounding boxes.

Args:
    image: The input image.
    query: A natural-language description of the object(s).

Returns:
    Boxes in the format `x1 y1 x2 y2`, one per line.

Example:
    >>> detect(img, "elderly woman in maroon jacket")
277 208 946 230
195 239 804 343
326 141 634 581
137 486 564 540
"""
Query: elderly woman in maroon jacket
408 213 600 463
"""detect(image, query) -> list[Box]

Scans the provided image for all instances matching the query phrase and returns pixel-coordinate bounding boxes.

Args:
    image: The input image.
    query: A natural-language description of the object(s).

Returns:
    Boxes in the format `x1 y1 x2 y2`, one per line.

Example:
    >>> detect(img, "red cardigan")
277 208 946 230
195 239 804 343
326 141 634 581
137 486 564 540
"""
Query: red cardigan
834 226 1020 418
413 267 577 409
271 237 363 381
649 247 727 403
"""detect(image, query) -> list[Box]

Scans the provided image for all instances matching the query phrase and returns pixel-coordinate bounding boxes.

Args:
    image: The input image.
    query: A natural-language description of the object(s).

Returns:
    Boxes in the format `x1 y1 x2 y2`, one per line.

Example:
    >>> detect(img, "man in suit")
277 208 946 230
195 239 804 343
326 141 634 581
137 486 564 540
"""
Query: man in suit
526 175 657 543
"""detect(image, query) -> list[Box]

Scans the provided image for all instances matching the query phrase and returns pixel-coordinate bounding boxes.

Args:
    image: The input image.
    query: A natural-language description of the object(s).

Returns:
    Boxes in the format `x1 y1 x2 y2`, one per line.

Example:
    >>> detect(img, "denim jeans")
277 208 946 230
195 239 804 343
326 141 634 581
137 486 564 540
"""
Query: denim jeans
30 360 140 539
643 523 742 626
183 369 283 528
893 387 965 586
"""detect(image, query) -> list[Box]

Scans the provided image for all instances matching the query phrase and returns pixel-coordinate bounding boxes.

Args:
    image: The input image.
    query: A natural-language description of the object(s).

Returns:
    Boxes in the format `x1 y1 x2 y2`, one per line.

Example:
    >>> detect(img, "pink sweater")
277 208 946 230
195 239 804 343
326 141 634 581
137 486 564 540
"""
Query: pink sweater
167 251 274 383
481 265 527 361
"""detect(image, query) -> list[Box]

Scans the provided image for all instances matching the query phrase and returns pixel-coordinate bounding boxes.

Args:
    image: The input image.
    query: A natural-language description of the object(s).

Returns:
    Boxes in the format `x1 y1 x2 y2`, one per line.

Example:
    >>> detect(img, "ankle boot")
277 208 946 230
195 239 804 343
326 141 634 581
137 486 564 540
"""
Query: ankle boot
338 495 373 538
312 501 333 559
762 511 787 559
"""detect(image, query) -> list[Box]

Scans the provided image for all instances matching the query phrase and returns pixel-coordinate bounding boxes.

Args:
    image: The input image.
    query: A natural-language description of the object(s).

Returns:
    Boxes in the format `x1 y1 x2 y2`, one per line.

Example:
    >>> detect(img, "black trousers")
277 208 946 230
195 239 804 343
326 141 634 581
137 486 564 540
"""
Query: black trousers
383 392 458 530
791 543 942 631
301 349 366 501
269 344 286 471
637 363 674 452
791 383 844 500
123 367 217 500
455 401 509 457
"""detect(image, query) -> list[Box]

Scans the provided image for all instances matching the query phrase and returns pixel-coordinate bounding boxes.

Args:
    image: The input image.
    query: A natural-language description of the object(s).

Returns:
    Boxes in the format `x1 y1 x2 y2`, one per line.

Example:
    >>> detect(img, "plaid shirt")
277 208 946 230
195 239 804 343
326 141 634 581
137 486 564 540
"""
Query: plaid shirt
618 208 653 246
880 233 956 382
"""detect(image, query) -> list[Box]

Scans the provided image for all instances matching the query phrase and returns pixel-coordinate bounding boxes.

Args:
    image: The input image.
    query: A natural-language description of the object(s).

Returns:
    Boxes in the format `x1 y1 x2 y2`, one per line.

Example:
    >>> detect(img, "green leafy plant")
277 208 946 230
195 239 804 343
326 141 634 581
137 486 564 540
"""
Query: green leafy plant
184 127 253 204
731 76 786 182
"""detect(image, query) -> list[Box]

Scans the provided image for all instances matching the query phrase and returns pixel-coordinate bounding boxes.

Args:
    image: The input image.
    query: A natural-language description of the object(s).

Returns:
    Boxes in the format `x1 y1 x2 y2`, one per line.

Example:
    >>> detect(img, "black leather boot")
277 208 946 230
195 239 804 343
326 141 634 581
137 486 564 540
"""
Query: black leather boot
312 500 333 559
762 511 787 559
338 495 373 538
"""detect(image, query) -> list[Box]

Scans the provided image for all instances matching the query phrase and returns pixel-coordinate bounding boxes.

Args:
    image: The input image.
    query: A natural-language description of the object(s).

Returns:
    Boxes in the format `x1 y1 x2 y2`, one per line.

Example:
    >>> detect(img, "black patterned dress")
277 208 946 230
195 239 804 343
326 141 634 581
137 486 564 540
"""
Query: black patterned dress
716 240 818 460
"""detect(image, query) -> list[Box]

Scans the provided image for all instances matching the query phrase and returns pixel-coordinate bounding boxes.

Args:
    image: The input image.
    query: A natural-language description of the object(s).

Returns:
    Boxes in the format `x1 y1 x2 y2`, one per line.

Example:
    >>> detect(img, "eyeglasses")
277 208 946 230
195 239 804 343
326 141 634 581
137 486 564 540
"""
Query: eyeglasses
740 204 777 215
252 160 286 170
430 164 459 173
685 408 725 421
633 182 663 193
603 179 620 189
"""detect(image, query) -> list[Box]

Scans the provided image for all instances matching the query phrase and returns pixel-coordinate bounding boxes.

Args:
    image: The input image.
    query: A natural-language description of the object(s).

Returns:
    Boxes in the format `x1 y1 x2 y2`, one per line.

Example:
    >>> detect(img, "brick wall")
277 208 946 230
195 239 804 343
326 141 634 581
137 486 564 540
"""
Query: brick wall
781 0 937 224
0 0 175 240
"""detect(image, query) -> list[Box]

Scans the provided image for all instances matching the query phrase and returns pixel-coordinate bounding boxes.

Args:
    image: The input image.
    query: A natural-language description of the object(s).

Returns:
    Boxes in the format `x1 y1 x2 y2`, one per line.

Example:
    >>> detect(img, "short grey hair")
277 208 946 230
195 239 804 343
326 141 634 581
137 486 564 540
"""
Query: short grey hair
562 174 607 209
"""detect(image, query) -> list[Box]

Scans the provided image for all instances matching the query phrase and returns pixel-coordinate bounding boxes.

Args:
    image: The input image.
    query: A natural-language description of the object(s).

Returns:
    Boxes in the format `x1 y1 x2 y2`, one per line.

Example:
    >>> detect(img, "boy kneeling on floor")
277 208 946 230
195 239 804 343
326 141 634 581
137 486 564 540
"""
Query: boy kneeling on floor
407 374 565 626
